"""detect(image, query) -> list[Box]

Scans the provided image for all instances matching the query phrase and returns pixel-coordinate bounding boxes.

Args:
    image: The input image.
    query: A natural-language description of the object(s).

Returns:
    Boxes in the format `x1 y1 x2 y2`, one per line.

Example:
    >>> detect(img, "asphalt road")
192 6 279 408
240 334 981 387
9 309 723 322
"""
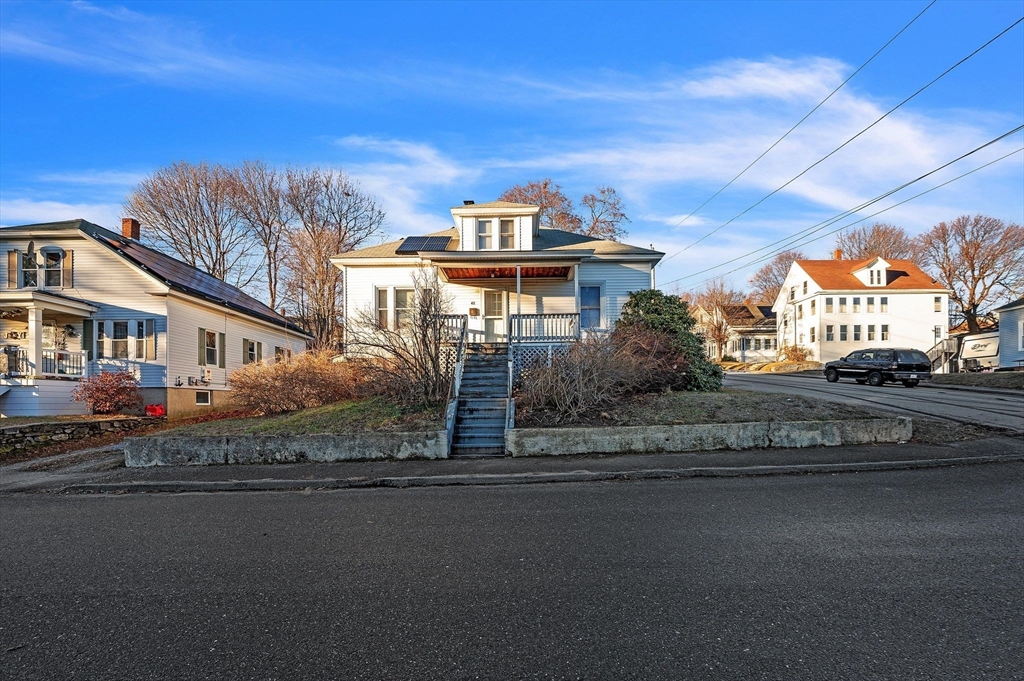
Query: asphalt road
724 372 1024 432
2 464 1023 680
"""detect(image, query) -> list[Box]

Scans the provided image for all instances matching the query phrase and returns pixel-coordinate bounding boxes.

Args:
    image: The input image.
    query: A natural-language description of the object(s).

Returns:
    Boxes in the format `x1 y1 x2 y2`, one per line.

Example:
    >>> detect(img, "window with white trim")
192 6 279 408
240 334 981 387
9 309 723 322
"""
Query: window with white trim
840 325 848 341
934 296 942 312
802 281 807 295
580 286 601 329
376 288 388 328
499 219 515 249
868 324 875 341
810 327 816 343
853 325 861 342
825 297 834 313
275 346 293 363
810 300 816 315
1019 320 1024 352
395 288 414 328
21 252 38 288
477 219 492 250
797 304 803 319
880 297 888 313
195 391 211 406
826 325 834 341
243 339 263 364
852 297 861 313
839 297 847 313
205 330 218 366
867 297 875 313
881 324 889 341
44 252 62 287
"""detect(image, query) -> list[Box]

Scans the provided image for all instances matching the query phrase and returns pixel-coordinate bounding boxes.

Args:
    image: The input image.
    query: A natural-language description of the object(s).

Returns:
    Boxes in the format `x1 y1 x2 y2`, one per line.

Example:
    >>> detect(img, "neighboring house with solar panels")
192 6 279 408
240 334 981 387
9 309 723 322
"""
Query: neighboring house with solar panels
333 201 664 347
1 218 309 418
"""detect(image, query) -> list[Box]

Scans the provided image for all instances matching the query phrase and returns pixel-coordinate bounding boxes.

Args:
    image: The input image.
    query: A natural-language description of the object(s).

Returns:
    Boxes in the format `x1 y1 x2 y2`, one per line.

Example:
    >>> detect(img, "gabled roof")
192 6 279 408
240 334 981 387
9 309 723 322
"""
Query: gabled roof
722 304 776 329
796 258 944 291
1 219 308 335
334 227 662 260
993 296 1024 313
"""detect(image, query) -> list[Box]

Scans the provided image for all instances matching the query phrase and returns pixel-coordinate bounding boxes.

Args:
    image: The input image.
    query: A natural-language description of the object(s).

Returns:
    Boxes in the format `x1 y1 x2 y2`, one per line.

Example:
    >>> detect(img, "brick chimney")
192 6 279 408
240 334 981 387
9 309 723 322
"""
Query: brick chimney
122 217 140 241
833 249 843 260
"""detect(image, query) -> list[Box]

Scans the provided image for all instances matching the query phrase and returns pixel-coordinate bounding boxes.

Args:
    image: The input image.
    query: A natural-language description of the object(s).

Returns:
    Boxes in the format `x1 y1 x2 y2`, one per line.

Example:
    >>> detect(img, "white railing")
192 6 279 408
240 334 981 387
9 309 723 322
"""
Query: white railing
926 338 959 374
444 315 469 450
4 348 87 378
509 313 580 343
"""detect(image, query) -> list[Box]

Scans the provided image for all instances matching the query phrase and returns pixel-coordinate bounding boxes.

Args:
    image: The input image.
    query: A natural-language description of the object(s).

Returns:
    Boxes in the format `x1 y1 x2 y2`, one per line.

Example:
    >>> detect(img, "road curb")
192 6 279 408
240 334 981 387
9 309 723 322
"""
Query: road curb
55 453 1024 494
729 370 1022 396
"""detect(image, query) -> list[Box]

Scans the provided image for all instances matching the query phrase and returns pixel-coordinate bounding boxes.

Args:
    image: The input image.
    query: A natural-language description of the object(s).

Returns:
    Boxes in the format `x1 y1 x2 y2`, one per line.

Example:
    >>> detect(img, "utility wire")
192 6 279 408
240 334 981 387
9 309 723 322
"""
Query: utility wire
658 124 1024 290
660 13 1024 266
670 146 1024 293
665 0 936 239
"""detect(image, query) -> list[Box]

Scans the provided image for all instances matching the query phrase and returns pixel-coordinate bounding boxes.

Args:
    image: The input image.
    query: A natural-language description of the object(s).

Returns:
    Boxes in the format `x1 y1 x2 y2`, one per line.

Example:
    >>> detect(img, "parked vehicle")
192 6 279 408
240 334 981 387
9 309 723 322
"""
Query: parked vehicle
823 348 932 387
958 332 999 372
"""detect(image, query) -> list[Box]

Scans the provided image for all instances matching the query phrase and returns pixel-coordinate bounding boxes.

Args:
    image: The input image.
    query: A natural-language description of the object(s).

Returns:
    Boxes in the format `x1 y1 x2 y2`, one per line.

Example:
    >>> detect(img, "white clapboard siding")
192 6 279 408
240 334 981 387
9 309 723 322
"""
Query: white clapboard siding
0 381 87 417
166 296 306 390
578 261 653 327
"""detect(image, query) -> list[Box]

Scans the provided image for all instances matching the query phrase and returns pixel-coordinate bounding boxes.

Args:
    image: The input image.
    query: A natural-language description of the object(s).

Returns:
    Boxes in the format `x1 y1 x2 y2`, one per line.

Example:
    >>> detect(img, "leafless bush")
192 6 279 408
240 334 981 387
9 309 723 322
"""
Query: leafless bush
229 350 374 414
347 268 456 405
515 328 689 423
778 344 812 362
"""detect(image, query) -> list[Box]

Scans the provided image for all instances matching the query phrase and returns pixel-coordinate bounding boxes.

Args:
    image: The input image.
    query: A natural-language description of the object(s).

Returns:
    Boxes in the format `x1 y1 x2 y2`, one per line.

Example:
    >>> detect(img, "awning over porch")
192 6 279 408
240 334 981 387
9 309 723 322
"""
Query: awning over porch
0 290 99 317
421 249 593 283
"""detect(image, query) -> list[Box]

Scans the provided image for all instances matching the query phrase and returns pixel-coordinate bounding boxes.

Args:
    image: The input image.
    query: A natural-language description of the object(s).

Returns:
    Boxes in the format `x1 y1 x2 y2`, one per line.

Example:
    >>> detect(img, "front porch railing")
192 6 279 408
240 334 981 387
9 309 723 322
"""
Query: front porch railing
443 315 469 450
508 313 580 343
3 348 87 378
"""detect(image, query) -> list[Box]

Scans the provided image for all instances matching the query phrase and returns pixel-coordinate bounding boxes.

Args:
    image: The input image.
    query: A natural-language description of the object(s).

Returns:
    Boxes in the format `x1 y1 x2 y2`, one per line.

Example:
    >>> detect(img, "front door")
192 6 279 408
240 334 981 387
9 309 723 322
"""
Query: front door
483 290 505 342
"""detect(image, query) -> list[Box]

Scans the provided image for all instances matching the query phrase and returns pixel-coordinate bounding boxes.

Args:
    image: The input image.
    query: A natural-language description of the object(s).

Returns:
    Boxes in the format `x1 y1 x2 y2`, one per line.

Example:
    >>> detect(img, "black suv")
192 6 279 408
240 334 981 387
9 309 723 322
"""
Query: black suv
823 348 932 387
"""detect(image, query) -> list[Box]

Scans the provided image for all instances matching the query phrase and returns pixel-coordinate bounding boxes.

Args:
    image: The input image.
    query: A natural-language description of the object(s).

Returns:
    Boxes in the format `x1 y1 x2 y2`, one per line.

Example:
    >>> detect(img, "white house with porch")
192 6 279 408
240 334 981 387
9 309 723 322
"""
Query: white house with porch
331 200 663 455
1 218 308 418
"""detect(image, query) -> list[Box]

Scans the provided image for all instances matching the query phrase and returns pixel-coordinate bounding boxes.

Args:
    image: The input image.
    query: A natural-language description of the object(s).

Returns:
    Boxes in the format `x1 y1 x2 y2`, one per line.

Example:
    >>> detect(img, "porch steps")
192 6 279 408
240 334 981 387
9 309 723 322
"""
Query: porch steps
451 345 509 458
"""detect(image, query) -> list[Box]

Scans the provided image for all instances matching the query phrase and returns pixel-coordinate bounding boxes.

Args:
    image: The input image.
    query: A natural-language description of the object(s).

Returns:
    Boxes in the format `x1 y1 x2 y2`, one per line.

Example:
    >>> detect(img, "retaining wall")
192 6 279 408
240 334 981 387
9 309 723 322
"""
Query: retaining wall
505 418 912 457
124 430 449 467
2 416 159 453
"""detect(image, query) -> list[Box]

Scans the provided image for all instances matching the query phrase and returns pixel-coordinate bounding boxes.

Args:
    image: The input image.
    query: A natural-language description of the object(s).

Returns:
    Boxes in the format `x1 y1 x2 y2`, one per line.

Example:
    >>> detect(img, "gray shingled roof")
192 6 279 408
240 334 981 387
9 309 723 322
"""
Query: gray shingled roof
1 219 308 335
336 227 662 260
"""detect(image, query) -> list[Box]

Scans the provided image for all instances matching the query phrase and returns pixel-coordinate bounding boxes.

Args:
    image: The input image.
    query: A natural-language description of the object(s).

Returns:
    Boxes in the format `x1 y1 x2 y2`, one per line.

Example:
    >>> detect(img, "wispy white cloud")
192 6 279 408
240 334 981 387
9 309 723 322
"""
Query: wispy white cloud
37 170 146 186
0 198 122 228
678 57 846 101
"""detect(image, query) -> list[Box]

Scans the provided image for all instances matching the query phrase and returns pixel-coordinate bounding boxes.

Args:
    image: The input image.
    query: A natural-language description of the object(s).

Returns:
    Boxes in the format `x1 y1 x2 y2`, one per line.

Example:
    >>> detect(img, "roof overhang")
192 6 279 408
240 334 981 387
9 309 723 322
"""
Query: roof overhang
0 290 100 316
450 205 541 219
421 250 593 264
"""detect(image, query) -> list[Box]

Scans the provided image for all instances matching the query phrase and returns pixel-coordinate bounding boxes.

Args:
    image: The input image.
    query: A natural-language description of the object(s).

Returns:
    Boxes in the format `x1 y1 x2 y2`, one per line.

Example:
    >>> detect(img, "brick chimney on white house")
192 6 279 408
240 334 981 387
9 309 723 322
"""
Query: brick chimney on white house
833 249 843 260
122 217 140 241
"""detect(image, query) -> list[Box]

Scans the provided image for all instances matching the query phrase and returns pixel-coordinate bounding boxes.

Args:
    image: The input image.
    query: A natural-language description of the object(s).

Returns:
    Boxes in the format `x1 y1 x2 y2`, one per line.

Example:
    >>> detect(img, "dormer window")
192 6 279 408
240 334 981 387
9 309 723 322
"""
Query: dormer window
869 269 885 286
477 219 492 249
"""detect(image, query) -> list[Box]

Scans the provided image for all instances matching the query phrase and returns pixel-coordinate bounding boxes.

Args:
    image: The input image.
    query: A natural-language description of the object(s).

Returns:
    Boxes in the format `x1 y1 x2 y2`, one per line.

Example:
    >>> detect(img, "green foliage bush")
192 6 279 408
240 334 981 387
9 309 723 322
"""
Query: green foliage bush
617 290 723 391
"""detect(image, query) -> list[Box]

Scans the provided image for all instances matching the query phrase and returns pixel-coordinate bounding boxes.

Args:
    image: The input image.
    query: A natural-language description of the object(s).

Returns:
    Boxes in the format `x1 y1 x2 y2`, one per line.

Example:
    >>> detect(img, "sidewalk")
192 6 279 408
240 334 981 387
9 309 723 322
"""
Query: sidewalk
2 435 1021 494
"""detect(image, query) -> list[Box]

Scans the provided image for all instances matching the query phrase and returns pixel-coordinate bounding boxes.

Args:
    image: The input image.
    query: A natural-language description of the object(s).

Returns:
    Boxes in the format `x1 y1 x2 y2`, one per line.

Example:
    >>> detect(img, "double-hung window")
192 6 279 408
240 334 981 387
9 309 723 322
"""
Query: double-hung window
802 281 808 295
110 322 129 359
853 325 861 341
499 219 515 249
797 304 803 319
395 288 414 328
21 252 38 287
134 321 156 360
867 297 875 313
274 346 292 363
810 327 816 343
44 252 63 287
376 289 389 328
839 297 847 313
580 286 601 329
868 324 876 341
243 339 263 364
826 325 834 342
789 287 795 301
477 219 492 250
205 330 218 366
880 297 888 313
934 296 942 312
825 297 834 313
810 300 816 315
881 324 889 341
840 325 848 341
852 297 861 313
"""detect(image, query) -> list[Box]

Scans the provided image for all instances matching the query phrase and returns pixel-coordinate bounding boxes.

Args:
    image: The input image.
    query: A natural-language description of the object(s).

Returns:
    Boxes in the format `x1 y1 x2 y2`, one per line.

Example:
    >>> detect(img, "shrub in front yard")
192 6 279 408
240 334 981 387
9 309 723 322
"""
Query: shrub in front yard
617 289 723 391
72 369 143 414
778 344 812 362
229 351 375 414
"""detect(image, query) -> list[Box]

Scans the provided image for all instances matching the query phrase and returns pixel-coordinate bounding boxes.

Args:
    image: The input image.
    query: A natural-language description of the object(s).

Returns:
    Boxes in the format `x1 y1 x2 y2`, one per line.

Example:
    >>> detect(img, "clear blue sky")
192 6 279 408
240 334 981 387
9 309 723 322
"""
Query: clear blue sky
2 0 1022 294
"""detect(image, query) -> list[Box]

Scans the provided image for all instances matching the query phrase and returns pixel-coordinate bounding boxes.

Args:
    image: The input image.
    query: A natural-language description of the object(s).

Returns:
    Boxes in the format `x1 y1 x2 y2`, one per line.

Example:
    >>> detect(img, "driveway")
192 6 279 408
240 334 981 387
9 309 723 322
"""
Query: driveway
724 372 1024 432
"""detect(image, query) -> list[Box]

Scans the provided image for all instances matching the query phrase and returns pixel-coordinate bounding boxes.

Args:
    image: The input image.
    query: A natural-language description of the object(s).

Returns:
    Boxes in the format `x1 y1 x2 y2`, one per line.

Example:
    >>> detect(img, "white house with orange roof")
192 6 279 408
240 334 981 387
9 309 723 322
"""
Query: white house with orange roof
771 250 950 365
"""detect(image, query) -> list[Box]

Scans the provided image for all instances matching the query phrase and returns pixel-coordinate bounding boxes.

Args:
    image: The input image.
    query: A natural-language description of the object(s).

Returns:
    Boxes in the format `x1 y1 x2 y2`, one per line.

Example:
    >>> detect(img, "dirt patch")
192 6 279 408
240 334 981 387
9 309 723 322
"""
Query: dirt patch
931 373 1024 390
907 418 1012 445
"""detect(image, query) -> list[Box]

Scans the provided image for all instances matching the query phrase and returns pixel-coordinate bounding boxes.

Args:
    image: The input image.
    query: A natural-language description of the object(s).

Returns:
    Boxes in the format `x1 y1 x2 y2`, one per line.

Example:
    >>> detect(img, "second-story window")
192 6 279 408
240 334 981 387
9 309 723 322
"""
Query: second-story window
44 252 63 287
880 296 889 313
852 297 861 313
810 300 816 315
802 281 807 295
825 297 834 313
789 286 795 301
21 252 38 287
934 296 942 312
867 297 875 313
477 219 492 249
499 219 515 249
839 297 847 313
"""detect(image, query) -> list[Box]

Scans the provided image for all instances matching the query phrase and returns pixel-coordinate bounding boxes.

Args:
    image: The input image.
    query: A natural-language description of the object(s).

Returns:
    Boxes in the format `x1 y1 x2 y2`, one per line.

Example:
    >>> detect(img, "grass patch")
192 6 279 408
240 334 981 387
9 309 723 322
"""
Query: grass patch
517 389 888 428
931 372 1024 390
152 397 444 437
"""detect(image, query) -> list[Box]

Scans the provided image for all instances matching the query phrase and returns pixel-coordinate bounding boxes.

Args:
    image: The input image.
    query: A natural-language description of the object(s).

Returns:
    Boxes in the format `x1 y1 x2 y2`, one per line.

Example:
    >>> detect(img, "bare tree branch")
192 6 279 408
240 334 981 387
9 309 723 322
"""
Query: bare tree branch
835 222 915 261
747 250 806 304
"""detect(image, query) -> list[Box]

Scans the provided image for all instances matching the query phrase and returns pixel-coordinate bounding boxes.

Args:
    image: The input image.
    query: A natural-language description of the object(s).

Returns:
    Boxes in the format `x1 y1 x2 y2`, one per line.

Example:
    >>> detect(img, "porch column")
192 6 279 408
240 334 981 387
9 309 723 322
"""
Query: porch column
516 265 521 316
26 306 43 376
573 264 580 339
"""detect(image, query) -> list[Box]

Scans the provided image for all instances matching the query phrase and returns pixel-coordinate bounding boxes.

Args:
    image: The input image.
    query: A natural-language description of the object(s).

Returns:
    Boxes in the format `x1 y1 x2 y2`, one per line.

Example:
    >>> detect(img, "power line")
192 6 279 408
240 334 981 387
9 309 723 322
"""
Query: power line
660 13 1024 266
666 0 936 238
673 146 1023 294
658 125 1024 290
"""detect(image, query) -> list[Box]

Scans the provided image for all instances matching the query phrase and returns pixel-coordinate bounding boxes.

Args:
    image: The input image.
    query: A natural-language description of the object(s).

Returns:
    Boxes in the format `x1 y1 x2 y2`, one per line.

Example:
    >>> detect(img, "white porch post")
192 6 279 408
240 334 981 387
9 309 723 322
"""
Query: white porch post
573 264 580 339
516 265 521 316
26 306 43 376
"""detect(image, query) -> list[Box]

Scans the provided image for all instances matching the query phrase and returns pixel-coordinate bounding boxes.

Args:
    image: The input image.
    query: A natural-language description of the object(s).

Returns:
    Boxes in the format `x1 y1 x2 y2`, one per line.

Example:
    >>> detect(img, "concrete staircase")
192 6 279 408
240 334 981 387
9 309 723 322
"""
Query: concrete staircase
450 343 508 457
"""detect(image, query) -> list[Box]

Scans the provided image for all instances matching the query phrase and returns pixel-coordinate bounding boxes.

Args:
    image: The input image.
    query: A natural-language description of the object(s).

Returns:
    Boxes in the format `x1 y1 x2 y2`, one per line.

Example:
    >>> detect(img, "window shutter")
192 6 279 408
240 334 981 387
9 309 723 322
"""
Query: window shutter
82 319 94 361
218 332 226 369
63 250 73 288
145 320 156 360
198 328 207 366
256 342 262 363
6 251 16 288
242 338 249 364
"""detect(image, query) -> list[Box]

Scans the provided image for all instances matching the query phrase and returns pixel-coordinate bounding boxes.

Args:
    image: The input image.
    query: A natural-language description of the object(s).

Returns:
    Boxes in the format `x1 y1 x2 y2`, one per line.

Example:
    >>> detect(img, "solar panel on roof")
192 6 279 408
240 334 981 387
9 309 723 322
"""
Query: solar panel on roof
396 236 451 254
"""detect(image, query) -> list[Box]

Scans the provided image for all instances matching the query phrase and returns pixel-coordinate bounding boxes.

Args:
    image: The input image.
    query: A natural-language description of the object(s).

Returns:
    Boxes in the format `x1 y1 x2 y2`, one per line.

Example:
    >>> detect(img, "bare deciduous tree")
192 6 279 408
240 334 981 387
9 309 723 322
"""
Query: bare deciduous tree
348 268 455 405
835 222 915 261
230 160 290 309
499 178 582 233
581 186 629 241
693 277 745 360
125 161 259 288
283 167 386 350
915 214 1024 334
747 250 806 304
499 179 631 241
